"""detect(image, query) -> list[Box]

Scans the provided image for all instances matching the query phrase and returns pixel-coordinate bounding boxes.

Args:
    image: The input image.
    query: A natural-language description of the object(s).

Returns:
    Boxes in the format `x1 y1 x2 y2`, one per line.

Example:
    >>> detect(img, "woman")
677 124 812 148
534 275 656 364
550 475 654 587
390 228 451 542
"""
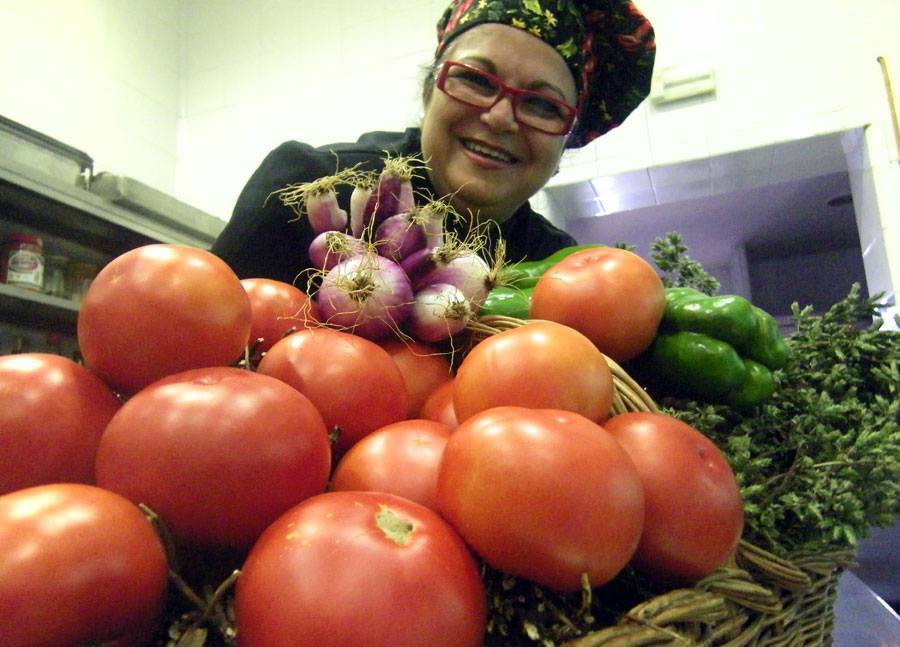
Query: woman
211 0 655 285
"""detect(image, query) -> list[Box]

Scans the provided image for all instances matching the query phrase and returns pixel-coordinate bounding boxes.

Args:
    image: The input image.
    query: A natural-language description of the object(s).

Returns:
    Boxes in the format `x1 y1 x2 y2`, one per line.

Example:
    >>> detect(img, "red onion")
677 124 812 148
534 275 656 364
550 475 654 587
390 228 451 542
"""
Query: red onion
316 253 413 341
309 231 368 271
362 158 417 232
403 246 493 308
350 182 373 238
375 213 426 262
407 283 472 342
305 190 347 235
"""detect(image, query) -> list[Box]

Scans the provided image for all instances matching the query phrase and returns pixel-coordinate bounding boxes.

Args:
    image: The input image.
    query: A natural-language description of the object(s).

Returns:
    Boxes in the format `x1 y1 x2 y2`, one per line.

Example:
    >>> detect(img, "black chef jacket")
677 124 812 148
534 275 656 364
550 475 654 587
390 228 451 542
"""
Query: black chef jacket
211 128 577 285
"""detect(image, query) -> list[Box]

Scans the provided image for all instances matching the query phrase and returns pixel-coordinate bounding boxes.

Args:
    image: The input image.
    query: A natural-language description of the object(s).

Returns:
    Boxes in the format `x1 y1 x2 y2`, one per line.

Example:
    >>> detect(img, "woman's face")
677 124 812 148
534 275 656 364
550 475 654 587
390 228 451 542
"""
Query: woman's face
421 23 577 224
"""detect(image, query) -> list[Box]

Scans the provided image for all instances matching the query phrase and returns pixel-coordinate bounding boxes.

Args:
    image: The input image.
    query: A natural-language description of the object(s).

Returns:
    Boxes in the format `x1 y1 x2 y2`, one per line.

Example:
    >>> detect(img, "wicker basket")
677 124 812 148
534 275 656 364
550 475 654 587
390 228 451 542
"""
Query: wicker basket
468 316 857 646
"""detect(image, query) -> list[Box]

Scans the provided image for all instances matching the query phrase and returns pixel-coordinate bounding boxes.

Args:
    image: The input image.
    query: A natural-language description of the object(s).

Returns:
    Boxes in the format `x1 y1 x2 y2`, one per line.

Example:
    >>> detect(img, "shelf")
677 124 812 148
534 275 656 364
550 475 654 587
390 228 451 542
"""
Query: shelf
0 283 79 331
0 157 223 254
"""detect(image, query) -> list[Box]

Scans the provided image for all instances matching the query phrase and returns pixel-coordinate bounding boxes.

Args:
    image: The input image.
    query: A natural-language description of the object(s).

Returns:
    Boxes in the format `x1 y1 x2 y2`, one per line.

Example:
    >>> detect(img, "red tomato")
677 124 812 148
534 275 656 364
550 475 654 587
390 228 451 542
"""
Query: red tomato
380 339 452 418
603 412 744 583
241 278 317 353
258 327 408 454
421 378 458 428
453 321 613 423
0 353 120 494
530 247 665 362
0 484 168 647
77 244 252 394
437 407 644 592
330 419 452 511
235 491 486 647
95 367 330 551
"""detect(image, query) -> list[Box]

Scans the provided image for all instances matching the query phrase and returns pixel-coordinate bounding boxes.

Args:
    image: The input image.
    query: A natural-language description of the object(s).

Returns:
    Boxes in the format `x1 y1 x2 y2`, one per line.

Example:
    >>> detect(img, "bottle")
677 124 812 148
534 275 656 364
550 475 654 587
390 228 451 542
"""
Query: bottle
1 234 44 291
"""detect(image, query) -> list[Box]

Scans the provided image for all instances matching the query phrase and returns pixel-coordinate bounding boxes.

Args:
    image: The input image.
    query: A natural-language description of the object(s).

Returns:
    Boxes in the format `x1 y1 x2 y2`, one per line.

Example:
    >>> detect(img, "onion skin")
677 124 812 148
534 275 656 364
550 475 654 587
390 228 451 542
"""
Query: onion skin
363 173 415 232
350 184 373 238
376 213 426 262
408 283 471 342
415 253 493 308
400 247 438 287
309 231 367 272
306 191 348 235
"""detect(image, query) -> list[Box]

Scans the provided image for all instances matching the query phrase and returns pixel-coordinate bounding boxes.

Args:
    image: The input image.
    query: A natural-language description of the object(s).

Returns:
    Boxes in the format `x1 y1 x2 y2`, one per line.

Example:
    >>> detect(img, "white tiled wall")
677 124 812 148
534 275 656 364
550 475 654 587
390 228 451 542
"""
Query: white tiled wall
175 0 447 221
0 0 180 194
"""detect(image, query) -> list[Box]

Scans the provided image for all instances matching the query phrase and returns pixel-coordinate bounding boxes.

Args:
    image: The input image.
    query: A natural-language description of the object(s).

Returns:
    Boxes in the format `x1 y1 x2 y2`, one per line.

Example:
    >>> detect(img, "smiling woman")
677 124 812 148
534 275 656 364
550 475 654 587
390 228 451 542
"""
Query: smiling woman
211 0 655 285
420 24 578 224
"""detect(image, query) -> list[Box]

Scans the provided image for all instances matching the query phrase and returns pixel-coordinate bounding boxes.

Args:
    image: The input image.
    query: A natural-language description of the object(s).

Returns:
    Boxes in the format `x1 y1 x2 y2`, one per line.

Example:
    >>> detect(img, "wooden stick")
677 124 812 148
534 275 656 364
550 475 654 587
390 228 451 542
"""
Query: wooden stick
877 56 900 157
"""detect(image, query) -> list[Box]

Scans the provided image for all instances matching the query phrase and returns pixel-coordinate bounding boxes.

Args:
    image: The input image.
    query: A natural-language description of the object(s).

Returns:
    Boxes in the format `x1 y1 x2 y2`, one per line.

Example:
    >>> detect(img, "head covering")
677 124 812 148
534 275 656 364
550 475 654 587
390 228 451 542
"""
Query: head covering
435 0 655 148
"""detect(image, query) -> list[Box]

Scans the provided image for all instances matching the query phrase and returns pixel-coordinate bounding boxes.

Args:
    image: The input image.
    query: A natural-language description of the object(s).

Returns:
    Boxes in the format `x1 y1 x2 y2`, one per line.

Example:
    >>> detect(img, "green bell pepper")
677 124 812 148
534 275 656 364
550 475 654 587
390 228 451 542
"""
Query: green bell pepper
500 244 605 288
726 358 776 408
479 285 533 319
663 287 757 350
744 305 790 370
480 244 605 319
647 287 790 408
649 331 748 398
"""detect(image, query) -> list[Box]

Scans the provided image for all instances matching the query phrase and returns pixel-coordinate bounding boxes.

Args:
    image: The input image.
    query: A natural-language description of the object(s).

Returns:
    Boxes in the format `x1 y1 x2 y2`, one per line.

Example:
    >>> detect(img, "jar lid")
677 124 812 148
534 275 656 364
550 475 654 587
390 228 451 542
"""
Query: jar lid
5 233 42 246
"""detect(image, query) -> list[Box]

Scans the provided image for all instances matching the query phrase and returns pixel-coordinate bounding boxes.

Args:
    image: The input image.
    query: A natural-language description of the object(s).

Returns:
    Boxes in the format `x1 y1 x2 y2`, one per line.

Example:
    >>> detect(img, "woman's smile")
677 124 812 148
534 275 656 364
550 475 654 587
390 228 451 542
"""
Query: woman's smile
459 137 520 167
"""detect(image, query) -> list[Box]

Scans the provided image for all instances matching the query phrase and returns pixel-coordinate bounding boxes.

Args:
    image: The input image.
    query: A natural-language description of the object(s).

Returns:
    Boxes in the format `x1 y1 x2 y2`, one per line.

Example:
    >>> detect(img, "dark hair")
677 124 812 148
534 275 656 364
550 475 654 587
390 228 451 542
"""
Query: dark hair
420 59 440 106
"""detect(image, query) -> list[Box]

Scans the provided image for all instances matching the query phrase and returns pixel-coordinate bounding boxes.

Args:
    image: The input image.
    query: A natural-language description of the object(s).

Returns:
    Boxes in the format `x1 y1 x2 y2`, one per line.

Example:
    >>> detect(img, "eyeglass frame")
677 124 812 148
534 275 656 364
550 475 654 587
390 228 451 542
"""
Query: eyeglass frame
434 60 578 136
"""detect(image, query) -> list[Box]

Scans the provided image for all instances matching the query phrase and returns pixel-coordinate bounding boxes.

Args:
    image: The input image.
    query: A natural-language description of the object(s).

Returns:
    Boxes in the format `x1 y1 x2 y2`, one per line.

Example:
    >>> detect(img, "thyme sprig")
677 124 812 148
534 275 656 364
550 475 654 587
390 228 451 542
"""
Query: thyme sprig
650 231 720 294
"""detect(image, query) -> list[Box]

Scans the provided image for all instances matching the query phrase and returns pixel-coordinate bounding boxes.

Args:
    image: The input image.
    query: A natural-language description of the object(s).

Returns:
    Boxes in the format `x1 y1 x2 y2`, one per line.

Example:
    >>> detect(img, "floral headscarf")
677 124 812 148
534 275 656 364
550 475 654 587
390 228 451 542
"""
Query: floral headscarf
435 0 655 148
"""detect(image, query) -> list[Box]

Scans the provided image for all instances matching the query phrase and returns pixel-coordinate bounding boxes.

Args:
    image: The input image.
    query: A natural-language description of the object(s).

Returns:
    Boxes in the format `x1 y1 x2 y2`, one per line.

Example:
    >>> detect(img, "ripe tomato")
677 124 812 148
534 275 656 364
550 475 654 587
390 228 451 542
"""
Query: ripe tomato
437 407 644 592
603 412 744 583
78 244 252 394
258 327 408 454
0 353 120 494
421 378 459 428
0 484 168 647
530 247 665 362
453 321 613 423
95 367 330 551
241 278 317 353
235 491 486 647
380 339 452 418
330 419 452 512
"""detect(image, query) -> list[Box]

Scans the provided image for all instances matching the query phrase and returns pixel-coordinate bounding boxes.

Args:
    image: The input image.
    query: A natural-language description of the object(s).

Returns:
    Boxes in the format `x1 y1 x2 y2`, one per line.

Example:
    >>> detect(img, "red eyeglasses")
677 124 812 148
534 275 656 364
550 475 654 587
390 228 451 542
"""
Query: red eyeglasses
435 60 577 136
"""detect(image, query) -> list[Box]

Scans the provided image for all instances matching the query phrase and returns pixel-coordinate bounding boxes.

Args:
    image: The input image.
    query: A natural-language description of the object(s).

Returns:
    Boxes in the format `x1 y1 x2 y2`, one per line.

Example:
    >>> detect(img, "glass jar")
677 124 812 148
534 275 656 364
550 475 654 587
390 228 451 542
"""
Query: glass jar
44 254 69 298
67 261 99 305
1 233 44 291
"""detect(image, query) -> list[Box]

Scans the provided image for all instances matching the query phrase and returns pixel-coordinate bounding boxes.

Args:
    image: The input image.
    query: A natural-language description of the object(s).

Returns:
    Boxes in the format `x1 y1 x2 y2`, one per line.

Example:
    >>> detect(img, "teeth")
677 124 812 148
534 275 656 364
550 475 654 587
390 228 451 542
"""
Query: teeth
463 140 514 163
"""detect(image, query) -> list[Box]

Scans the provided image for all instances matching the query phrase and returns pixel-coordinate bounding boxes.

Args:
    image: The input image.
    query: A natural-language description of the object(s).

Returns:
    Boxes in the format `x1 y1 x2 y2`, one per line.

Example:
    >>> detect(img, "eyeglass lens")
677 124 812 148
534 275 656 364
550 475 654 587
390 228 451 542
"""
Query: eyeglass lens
442 65 573 134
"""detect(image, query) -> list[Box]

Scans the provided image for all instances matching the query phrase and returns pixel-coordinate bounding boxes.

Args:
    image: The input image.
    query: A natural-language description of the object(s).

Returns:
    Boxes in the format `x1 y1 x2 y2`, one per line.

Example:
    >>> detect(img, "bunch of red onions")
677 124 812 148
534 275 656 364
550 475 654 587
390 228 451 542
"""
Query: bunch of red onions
273 157 494 343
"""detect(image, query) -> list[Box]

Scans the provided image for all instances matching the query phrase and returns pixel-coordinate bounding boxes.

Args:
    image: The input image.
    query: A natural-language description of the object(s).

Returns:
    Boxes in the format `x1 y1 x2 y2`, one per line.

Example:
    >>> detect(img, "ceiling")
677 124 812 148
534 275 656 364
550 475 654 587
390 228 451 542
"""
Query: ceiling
544 130 861 269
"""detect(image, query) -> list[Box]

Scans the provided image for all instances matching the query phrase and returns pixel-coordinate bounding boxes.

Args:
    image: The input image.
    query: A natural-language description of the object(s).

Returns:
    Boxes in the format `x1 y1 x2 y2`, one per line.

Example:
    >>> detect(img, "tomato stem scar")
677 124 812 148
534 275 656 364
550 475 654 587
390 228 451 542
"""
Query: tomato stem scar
375 505 414 545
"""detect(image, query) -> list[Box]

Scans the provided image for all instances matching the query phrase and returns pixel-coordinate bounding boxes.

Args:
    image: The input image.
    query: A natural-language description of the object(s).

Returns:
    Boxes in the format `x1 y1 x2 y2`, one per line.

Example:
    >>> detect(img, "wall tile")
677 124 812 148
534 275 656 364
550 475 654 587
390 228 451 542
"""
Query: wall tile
592 104 650 162
648 138 710 169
